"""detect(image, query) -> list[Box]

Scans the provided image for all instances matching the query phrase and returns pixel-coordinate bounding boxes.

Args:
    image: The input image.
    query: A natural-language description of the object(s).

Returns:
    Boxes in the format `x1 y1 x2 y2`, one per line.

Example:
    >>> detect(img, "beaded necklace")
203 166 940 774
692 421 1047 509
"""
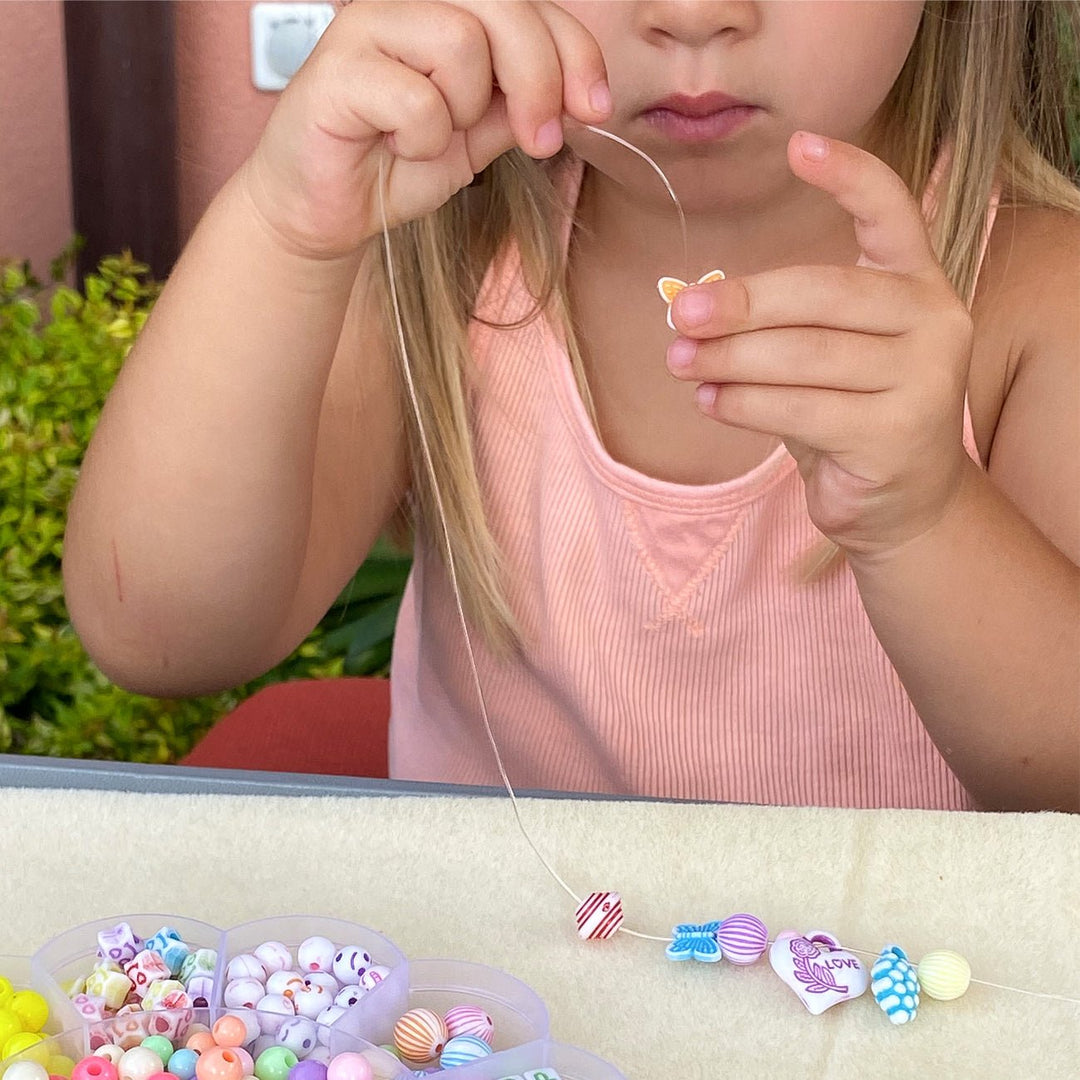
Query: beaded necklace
375 133 1080 1025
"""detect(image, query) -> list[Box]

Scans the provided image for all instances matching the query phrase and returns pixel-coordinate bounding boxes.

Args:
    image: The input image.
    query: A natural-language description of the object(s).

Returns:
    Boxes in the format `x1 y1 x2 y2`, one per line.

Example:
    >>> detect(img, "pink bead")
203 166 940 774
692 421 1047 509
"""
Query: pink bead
325 1054 373 1080
73 1058 119 1080
146 1074 180 1080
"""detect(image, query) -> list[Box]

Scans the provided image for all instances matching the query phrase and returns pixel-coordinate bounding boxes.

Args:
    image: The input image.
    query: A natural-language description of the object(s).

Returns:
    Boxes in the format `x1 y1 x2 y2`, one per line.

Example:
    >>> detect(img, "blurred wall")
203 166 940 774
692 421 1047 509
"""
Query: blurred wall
0 0 287 273
0 0 73 273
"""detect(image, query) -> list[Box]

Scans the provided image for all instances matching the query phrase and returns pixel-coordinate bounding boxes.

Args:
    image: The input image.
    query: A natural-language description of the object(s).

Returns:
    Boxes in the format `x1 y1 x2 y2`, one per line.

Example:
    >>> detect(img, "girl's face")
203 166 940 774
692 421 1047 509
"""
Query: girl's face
554 0 925 212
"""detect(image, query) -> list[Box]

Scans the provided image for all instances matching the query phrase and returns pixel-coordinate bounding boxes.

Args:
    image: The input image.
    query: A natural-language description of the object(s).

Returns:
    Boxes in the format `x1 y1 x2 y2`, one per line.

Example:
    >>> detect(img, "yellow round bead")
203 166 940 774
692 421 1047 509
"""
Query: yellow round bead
0 1010 22 1049
9 993 48 1034
2 1033 48 1067
917 949 972 1001
0 979 14 1010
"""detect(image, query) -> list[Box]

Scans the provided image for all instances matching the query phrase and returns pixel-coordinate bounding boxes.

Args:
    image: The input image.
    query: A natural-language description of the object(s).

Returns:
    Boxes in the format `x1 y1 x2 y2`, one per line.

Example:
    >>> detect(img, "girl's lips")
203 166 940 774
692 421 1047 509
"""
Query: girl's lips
641 103 761 143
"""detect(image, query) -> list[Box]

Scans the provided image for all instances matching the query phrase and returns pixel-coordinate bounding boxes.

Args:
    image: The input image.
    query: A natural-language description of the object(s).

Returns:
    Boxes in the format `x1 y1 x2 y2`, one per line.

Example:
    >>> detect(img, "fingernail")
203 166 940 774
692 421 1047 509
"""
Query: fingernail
798 132 829 161
534 119 564 156
666 338 697 371
675 287 712 327
695 384 718 410
589 80 613 115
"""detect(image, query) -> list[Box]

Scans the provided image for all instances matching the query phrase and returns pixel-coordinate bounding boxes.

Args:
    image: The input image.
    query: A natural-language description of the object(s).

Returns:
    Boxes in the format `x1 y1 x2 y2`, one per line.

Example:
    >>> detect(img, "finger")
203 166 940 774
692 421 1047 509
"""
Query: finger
463 91 517 173
454 1 569 157
670 264 920 339
534 1 613 123
787 131 941 279
666 327 895 393
695 383 872 453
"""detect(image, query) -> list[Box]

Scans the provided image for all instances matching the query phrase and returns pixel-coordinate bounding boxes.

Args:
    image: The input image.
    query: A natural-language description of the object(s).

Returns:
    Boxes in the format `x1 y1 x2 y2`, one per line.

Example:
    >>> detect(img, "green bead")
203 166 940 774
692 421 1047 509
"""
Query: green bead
141 1036 174 1067
254 1047 298 1080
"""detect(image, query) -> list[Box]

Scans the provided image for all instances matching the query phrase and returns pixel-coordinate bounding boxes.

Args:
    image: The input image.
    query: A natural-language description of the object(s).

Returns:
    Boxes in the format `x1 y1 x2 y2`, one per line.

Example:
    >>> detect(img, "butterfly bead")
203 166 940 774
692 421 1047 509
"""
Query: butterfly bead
665 920 723 963
657 269 726 330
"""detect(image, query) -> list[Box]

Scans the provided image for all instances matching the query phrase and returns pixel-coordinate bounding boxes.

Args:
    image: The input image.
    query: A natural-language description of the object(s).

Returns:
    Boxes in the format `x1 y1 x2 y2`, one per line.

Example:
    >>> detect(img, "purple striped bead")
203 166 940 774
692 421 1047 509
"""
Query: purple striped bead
717 913 768 965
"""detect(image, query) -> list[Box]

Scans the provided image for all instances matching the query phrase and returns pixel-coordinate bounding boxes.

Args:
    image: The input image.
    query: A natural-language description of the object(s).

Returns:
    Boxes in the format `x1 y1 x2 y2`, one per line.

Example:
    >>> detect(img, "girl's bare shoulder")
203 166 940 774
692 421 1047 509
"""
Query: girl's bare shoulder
967 204 1079 458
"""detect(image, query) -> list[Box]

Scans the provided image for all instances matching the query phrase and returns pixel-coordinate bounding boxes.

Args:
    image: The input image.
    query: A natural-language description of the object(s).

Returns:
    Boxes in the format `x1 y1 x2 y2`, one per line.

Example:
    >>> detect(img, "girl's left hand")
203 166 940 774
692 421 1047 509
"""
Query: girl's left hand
666 131 975 561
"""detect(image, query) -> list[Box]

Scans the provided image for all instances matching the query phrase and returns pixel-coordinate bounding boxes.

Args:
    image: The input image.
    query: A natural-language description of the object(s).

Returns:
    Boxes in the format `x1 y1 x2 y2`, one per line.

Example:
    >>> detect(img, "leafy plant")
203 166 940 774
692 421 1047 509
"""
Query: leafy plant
0 244 410 762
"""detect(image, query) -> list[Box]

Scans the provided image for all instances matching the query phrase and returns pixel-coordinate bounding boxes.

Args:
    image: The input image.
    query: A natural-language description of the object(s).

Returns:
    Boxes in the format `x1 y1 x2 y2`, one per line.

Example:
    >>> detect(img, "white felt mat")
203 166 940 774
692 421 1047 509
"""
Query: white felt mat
0 786 1075 1079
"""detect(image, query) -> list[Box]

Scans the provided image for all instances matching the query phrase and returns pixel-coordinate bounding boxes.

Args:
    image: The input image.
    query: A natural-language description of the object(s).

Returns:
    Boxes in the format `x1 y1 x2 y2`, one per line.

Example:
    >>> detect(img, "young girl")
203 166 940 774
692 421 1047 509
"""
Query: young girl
62 1 1079 812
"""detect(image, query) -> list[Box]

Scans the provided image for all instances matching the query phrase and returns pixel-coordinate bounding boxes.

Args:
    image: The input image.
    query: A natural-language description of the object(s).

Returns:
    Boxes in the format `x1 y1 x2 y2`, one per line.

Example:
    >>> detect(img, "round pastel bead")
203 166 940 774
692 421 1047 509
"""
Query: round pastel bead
4 1061 50 1080
225 956 267 985
392 1009 447 1064
253 1047 298 1080
252 944 291 978
275 1018 318 1060
10 991 50 1033
220 1012 261 1048
194 1049 245 1080
211 1015 249 1049
295 939 335 975
324 1054 371 1080
94 1048 126 1067
265 974 304 999
254 995 295 1036
119 1047 167 1080
917 950 972 1001
329 950 370 988
438 1036 492 1068
73 1060 119 1080
140 1038 174 1068
287 1061 327 1080
717 913 769 965
186 1033 216 1054
442 1006 493 1046
223 979 265 1010
232 1051 254 1078
145 1073 181 1080
166 1050 198 1080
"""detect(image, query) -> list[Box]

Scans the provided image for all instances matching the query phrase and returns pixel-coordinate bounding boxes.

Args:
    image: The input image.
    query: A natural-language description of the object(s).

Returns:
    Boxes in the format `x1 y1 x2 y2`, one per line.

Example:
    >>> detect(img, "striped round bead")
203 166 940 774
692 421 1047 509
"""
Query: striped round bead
392 1008 448 1064
717 913 769 965
916 950 971 1001
439 1035 492 1068
443 1005 494 1046
575 892 623 940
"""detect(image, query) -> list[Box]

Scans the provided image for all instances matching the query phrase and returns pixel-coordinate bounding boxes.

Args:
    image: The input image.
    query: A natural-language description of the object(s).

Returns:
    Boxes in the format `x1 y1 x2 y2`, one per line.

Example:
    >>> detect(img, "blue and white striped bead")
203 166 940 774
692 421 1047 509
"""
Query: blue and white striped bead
871 945 920 1024
439 1034 493 1067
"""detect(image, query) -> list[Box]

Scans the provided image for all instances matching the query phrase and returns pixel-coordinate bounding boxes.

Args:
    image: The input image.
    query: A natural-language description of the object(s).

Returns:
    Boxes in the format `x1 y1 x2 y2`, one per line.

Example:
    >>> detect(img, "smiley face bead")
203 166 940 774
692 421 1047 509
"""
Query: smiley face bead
330 949 371 987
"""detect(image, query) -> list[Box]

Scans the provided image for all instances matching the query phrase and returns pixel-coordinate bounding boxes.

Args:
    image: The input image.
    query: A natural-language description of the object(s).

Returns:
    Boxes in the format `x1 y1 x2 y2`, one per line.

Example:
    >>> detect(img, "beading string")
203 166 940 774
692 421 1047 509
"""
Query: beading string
375 134 1080 1005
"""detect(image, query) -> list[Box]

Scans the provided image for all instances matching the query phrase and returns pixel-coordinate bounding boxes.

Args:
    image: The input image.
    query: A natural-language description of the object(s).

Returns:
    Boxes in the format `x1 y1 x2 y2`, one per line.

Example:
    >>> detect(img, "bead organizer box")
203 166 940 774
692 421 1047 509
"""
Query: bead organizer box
6 918 625 1080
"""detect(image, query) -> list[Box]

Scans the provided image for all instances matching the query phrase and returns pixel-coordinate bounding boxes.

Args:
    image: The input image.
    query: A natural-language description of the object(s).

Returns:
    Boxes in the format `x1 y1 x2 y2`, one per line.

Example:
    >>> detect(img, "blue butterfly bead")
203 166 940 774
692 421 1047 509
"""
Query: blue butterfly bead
666 921 723 963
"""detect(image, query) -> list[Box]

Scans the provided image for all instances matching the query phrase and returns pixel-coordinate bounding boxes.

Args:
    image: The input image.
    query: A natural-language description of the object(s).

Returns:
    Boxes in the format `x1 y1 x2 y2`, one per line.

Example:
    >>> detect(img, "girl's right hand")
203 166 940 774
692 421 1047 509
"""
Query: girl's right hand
241 0 612 260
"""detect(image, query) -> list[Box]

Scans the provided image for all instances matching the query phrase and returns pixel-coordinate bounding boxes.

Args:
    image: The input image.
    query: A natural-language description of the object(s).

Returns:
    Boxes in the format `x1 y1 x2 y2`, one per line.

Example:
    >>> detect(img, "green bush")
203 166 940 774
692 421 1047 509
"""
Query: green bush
0 245 410 762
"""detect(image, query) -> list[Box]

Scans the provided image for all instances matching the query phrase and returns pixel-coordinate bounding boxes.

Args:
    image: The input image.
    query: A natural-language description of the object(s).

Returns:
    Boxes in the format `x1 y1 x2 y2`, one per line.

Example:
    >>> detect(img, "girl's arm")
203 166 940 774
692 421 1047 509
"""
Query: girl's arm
62 168 408 697
847 211 1080 812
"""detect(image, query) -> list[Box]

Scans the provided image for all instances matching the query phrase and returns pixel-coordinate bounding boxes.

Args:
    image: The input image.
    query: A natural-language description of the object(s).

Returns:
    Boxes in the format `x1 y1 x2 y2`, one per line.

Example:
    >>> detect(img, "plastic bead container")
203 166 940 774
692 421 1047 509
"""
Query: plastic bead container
0 1020 413 1080
30 916 222 1035
13 916 626 1079
219 915 407 1033
346 958 549 1053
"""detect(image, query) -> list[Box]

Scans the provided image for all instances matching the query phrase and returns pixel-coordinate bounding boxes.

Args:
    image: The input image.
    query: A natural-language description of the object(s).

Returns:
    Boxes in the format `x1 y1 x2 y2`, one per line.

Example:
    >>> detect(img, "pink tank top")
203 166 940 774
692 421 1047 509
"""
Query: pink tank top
389 155 999 809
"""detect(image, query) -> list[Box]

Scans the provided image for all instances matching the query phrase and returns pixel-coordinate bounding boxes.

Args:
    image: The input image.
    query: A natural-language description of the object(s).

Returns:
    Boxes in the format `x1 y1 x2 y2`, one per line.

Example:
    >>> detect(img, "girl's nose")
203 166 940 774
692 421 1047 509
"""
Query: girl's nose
638 1 757 48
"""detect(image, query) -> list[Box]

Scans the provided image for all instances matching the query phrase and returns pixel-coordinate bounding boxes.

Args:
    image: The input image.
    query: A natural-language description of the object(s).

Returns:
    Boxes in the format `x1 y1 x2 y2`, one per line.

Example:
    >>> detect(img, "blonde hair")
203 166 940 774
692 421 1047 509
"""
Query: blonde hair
376 0 1080 651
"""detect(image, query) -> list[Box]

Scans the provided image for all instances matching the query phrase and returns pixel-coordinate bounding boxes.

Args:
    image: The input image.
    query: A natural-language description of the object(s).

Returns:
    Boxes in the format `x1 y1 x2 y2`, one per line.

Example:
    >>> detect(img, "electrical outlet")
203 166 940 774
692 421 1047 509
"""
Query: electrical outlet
250 2 336 91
